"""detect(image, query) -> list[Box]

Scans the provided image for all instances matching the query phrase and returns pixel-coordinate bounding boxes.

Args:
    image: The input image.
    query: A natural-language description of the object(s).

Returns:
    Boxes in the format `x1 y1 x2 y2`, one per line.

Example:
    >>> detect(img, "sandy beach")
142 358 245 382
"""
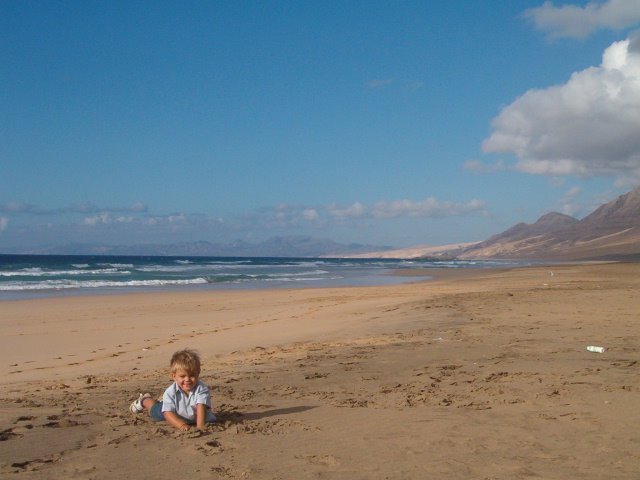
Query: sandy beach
1 262 639 479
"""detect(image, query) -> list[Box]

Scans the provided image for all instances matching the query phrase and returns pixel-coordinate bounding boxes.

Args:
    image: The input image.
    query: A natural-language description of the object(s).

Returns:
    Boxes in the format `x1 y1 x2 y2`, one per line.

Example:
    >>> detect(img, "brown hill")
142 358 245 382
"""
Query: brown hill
457 187 640 261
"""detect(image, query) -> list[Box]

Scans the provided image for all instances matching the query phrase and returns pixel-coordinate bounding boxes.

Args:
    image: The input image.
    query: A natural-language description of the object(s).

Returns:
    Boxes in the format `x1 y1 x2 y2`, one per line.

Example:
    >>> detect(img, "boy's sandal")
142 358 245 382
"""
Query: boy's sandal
129 393 152 413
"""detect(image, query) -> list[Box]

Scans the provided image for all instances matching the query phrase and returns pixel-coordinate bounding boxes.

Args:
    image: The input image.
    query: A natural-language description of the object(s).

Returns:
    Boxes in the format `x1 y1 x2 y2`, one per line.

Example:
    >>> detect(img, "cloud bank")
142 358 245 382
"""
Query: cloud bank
482 35 640 182
525 0 640 39
0 201 148 216
369 198 485 219
0 196 486 245
249 197 486 229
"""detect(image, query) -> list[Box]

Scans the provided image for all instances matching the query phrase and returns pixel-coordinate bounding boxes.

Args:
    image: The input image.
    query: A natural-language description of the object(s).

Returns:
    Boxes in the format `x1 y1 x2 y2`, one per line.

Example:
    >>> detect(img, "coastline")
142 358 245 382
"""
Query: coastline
1 262 639 478
0 254 528 302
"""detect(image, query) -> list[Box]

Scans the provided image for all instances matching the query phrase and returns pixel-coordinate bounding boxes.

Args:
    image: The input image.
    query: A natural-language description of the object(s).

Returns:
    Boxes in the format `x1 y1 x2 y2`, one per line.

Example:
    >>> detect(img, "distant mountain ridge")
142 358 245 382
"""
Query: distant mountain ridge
7 189 639 261
16 235 392 258
490 212 580 242
456 187 640 260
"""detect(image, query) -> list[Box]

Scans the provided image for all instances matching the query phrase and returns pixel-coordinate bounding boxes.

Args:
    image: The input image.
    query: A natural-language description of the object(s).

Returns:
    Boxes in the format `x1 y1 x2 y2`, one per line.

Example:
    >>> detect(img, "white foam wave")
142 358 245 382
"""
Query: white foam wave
209 269 329 279
0 268 127 277
198 262 326 271
0 268 44 276
267 269 330 278
136 264 210 273
263 275 342 283
205 260 253 265
0 277 208 291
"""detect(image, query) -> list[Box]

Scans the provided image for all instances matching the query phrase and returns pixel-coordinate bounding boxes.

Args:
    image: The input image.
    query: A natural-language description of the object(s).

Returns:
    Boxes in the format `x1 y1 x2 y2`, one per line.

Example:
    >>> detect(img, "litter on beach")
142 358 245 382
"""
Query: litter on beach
586 345 606 353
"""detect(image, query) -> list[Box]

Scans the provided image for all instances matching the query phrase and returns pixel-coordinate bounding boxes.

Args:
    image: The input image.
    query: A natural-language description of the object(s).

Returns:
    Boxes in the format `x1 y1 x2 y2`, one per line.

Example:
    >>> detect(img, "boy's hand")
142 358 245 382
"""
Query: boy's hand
163 411 193 432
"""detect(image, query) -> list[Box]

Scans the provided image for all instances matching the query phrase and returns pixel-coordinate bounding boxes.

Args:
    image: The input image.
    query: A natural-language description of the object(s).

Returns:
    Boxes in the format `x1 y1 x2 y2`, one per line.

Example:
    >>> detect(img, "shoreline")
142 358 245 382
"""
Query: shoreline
0 264 519 304
0 255 530 302
0 265 523 386
2 262 639 478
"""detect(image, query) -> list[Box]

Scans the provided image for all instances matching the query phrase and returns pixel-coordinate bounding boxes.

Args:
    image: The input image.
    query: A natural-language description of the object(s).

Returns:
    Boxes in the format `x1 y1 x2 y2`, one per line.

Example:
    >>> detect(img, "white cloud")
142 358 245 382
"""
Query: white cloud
129 202 147 212
371 198 486 219
0 202 46 214
557 186 583 215
302 209 319 221
482 36 640 182
245 204 325 228
70 202 99 213
525 0 640 39
0 196 488 247
565 186 582 198
254 198 486 227
167 214 187 223
84 212 137 225
1 201 149 216
84 212 111 226
328 202 366 219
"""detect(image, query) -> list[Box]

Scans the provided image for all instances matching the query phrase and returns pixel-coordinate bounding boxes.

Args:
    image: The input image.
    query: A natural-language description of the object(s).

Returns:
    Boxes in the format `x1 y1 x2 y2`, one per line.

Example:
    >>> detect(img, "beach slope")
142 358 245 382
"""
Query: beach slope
1 263 639 479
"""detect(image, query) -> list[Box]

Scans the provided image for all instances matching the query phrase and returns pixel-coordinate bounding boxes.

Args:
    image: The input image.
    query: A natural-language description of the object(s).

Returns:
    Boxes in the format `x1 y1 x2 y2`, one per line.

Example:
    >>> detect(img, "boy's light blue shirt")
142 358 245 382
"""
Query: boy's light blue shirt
161 380 216 423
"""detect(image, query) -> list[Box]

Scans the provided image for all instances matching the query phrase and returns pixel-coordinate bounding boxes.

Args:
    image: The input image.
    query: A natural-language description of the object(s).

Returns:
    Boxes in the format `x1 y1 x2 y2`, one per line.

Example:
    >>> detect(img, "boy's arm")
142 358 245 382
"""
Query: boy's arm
195 403 207 429
163 411 190 431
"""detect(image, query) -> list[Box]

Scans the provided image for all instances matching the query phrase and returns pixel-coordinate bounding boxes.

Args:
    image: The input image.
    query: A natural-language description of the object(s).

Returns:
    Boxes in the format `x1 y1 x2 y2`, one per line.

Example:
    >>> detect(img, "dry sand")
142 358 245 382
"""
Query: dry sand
1 263 639 479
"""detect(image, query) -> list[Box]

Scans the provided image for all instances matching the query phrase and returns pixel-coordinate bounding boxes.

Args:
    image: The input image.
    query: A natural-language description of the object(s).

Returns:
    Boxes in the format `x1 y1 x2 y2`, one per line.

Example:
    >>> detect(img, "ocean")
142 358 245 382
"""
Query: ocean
0 254 518 300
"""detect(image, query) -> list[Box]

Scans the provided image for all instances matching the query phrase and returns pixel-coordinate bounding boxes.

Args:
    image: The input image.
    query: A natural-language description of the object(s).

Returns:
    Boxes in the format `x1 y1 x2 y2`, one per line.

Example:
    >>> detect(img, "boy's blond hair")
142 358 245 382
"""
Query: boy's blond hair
170 349 201 375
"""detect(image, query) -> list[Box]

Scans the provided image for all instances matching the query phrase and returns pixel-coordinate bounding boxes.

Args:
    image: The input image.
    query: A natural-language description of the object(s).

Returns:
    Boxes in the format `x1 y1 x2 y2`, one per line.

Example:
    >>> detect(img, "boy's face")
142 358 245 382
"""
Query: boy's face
171 368 199 393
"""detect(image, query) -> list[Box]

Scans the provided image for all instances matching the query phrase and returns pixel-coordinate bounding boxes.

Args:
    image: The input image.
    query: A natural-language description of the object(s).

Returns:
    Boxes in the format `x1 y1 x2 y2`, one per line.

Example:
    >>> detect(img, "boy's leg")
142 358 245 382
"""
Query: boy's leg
142 397 156 411
130 393 165 422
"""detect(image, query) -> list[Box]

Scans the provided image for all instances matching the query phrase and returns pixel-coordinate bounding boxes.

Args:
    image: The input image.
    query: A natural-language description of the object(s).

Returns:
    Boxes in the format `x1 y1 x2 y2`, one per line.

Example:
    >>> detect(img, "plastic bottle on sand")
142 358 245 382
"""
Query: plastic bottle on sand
586 345 605 353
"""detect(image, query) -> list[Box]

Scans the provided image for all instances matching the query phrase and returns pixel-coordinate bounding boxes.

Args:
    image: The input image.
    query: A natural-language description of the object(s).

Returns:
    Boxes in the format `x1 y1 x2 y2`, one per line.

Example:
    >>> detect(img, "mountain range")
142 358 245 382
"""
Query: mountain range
18 236 392 258
454 187 640 261
340 187 640 261
9 188 640 261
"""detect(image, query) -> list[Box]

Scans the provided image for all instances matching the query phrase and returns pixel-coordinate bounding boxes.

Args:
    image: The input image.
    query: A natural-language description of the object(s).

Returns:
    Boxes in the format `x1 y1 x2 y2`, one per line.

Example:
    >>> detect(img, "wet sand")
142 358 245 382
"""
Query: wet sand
1 262 639 479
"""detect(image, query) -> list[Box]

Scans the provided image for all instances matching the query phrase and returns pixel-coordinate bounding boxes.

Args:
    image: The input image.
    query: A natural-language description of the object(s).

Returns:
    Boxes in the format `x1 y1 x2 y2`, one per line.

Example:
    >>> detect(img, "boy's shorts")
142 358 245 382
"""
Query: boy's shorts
149 402 168 422
150 402 194 423
149 402 216 424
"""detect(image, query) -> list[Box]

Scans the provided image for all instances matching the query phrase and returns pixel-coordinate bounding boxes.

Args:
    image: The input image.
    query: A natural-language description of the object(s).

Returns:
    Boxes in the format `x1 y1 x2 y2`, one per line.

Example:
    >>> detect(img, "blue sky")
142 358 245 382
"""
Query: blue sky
2 0 640 250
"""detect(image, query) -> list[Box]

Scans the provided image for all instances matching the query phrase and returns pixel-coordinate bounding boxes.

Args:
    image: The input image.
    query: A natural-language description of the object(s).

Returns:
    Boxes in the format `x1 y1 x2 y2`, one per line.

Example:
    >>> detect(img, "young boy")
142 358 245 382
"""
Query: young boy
129 349 216 431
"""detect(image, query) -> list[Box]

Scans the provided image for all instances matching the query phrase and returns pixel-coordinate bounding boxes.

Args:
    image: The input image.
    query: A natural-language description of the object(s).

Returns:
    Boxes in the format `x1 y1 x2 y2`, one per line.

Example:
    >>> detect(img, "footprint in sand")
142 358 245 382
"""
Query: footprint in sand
298 454 341 467
304 372 329 380
0 428 21 441
16 416 36 422
210 465 233 476
197 439 224 455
